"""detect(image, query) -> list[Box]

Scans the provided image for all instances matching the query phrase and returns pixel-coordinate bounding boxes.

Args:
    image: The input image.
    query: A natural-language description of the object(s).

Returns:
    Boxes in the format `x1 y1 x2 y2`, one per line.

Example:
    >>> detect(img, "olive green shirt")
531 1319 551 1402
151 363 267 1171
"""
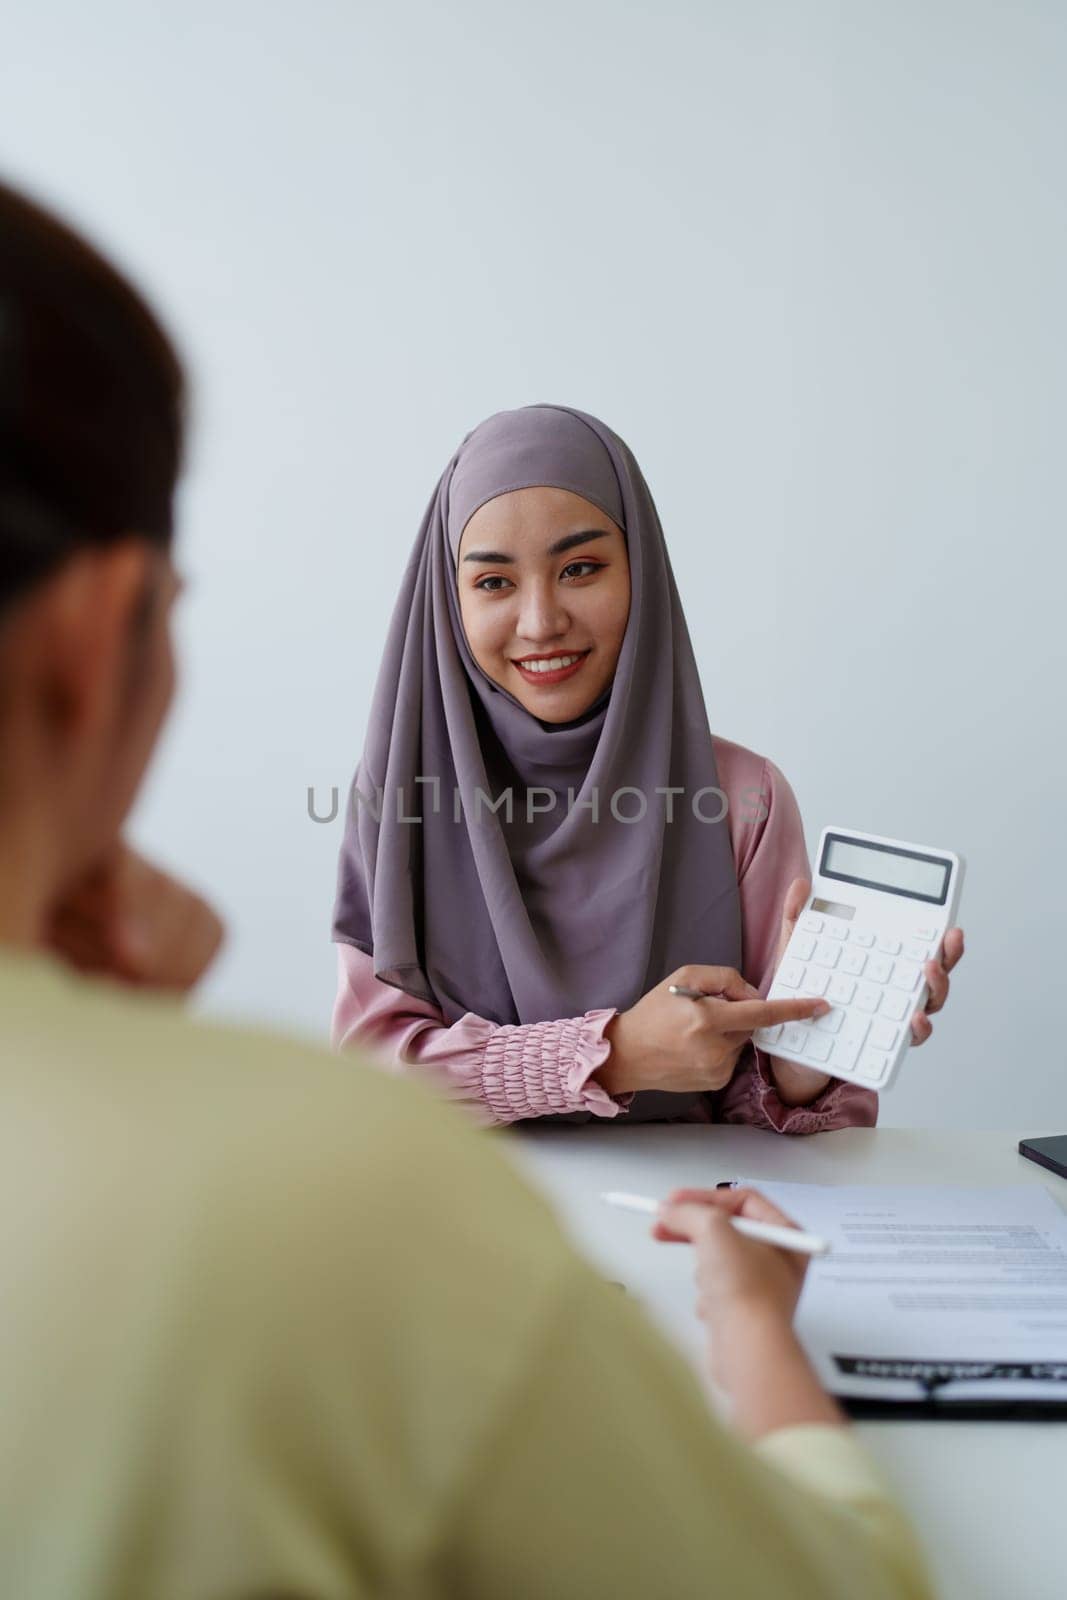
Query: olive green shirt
0 951 932 1598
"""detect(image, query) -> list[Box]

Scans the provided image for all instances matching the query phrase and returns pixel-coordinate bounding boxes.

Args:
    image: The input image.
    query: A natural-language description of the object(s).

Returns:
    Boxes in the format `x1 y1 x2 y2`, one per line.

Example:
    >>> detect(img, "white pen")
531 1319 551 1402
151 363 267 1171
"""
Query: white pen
601 1190 831 1257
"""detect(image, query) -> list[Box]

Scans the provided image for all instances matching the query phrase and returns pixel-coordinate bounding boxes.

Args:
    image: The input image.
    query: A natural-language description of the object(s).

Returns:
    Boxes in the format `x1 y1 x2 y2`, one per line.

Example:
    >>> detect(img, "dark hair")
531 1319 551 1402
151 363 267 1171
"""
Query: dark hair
0 178 184 613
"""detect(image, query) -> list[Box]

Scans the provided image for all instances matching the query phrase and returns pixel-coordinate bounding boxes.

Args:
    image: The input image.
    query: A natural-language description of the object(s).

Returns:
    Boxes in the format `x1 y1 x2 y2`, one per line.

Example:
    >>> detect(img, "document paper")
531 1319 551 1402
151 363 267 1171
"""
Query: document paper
743 1182 1067 1404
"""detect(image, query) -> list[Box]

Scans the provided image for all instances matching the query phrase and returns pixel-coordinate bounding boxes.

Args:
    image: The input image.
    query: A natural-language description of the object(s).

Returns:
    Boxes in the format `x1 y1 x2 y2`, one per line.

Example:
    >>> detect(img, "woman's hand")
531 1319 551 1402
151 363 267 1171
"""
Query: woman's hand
911 926 965 1046
653 1185 843 1438
596 965 828 1096
766 877 833 1105
46 842 225 995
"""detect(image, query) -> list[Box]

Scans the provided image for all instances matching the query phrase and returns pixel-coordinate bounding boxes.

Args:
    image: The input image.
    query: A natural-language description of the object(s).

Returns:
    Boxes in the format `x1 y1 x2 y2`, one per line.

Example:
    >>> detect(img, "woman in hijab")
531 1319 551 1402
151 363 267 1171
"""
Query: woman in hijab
332 406 963 1128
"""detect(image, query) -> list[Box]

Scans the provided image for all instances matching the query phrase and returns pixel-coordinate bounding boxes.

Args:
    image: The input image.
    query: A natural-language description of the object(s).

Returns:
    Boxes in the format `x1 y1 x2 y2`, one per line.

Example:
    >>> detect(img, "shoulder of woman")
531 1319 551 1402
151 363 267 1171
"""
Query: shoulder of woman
713 734 800 789
711 734 782 797
711 736 800 872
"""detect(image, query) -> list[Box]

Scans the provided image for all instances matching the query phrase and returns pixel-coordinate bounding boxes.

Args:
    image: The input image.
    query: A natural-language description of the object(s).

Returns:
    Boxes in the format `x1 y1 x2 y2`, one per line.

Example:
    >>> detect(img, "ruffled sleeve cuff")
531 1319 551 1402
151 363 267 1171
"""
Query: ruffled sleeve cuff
716 1043 878 1136
480 1008 627 1123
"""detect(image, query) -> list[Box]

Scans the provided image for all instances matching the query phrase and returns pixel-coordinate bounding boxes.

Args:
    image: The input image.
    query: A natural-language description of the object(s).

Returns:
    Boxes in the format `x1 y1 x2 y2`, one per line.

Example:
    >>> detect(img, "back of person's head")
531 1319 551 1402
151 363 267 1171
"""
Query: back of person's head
0 177 187 884
0 178 184 612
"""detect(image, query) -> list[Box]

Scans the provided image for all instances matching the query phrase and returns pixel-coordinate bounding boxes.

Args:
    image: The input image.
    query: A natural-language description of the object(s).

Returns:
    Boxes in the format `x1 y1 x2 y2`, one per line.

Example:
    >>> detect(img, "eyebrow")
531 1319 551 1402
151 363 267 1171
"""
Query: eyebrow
462 528 613 563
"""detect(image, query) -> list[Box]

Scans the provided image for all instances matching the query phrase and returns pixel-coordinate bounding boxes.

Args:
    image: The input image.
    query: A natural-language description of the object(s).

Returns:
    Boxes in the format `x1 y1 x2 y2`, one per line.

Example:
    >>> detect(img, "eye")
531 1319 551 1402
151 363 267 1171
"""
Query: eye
561 560 604 581
473 574 514 593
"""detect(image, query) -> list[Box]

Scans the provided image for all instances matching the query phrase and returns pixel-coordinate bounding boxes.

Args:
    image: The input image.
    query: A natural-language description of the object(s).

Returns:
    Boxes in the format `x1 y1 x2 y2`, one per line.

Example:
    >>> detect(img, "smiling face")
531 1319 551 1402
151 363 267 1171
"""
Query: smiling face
456 486 631 723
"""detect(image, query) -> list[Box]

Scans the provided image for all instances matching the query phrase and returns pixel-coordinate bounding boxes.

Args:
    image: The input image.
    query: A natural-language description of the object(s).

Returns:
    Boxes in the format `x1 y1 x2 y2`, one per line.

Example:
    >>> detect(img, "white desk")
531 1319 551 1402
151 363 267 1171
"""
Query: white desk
509 1125 1067 1600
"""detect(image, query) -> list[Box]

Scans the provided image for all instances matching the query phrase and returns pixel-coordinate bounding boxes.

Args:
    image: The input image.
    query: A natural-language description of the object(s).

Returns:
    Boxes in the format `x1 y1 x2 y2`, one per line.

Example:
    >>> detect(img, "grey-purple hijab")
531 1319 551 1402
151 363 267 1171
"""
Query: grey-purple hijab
333 405 741 1074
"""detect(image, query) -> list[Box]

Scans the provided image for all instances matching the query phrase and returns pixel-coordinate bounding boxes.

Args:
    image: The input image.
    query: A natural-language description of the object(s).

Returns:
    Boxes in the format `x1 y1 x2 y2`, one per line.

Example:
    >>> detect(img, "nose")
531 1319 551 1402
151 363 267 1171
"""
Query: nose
515 579 570 646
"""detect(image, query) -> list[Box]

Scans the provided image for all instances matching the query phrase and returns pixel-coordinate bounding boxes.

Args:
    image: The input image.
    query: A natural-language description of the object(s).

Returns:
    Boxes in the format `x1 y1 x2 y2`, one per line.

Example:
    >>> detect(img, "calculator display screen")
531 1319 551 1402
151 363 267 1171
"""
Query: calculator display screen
821 836 950 905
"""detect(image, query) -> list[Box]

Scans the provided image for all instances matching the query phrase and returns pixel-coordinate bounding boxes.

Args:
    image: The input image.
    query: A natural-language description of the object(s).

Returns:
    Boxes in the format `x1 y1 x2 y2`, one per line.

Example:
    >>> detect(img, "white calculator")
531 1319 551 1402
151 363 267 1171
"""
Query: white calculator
753 826 965 1091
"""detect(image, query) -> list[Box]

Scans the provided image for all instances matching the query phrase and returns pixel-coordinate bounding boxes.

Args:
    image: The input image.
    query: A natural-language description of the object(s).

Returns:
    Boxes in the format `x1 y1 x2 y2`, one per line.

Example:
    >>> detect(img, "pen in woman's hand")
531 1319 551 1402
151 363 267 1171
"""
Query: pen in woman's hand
668 982 830 1020
601 1190 830 1257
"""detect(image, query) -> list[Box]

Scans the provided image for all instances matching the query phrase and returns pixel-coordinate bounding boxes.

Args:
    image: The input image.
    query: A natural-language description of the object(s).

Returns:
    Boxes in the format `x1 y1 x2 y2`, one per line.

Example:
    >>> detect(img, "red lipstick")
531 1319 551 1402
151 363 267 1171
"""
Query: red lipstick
512 650 591 687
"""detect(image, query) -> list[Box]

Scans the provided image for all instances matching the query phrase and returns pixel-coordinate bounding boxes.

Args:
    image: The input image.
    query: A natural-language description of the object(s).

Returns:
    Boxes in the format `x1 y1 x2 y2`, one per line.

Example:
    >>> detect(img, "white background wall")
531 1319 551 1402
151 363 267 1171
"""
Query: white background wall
3 1 1064 1128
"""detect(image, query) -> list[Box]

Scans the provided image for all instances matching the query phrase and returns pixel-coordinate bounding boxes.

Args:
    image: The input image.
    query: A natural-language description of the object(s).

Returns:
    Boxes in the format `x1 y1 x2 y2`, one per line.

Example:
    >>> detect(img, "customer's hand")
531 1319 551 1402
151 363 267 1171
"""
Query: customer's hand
654 1185 808 1332
47 842 225 994
654 1185 842 1438
596 967 829 1096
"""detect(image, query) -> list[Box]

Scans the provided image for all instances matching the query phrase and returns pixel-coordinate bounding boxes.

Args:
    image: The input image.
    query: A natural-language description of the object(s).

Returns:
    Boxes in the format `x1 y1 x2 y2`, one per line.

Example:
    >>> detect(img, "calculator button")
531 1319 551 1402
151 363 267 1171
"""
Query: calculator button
840 947 867 977
879 989 910 1022
870 1019 899 1051
793 933 816 961
914 925 936 942
800 913 823 933
891 960 922 992
801 967 830 996
783 1023 809 1052
866 954 893 985
824 920 848 940
857 1048 890 1083
839 1013 870 1046
814 940 840 969
758 1023 783 1047
814 1006 844 1034
831 1035 861 1073
851 928 875 947
778 959 804 988
904 940 933 964
855 981 882 1013
828 974 856 1006
803 1032 832 1064
876 934 902 956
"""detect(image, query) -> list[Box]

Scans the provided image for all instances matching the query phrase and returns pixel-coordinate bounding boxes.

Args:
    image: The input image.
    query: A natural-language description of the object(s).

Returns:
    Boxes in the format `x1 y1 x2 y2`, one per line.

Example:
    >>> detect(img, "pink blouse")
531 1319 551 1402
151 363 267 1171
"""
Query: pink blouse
332 737 878 1134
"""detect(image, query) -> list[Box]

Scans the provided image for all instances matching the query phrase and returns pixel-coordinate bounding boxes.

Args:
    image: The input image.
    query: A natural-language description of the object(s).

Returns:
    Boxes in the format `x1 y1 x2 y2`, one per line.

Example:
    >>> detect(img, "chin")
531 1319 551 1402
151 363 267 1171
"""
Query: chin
494 656 612 721
527 705 579 724
521 688 602 723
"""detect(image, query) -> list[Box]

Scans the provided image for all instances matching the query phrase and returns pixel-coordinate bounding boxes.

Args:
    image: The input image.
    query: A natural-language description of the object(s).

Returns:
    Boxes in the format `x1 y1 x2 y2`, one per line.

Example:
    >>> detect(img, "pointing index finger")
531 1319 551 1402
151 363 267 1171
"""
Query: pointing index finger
707 995 829 1032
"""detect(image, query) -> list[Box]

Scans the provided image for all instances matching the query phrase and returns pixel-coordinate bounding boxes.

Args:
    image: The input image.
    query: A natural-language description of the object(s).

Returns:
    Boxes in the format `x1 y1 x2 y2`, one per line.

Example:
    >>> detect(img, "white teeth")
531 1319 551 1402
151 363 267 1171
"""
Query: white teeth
519 654 583 674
